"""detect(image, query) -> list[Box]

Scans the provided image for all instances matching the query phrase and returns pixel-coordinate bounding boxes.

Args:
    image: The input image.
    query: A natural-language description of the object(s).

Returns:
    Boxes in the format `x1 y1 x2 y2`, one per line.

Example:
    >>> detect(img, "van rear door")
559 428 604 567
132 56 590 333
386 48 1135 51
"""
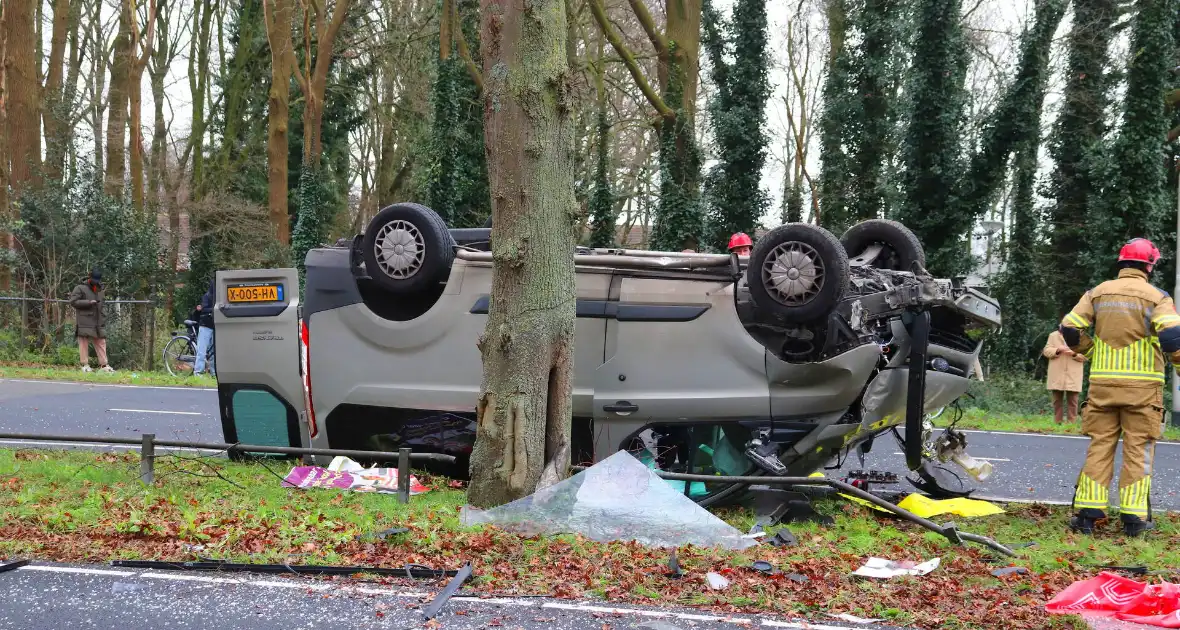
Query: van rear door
213 268 307 451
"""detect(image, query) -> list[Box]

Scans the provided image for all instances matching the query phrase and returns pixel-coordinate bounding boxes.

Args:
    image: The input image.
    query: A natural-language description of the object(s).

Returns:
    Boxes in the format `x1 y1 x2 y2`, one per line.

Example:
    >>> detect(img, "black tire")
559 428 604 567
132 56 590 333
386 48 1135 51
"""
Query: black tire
361 203 456 293
163 336 196 377
841 219 925 272
746 223 849 323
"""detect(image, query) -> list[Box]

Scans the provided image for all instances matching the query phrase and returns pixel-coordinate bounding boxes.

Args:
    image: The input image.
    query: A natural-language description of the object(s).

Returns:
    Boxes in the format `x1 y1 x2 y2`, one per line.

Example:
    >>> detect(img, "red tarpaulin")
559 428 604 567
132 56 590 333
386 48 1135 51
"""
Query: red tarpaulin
1047 572 1180 628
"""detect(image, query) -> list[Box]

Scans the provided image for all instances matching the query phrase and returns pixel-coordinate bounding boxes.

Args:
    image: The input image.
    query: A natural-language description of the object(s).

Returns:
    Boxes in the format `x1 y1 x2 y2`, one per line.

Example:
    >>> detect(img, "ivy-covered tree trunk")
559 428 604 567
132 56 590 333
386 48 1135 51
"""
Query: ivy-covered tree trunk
702 0 770 247
960 0 1065 222
1047 0 1116 312
468 0 577 508
104 0 134 198
992 140 1040 370
1094 0 1174 283
816 0 855 231
587 36 615 248
895 0 969 276
424 0 489 227
848 0 905 227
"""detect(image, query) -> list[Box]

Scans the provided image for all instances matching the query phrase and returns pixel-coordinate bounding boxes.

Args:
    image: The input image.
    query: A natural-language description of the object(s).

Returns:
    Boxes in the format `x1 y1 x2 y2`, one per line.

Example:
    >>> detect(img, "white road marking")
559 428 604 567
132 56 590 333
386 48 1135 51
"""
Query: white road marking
0 378 216 392
956 428 1180 446
107 408 205 416
19 565 131 577
0 439 224 456
13 564 862 629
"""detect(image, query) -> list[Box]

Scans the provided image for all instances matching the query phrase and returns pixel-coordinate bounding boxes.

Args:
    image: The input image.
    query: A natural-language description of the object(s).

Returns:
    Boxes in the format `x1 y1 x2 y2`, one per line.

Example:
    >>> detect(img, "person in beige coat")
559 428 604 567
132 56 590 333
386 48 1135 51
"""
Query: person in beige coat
1043 329 1085 423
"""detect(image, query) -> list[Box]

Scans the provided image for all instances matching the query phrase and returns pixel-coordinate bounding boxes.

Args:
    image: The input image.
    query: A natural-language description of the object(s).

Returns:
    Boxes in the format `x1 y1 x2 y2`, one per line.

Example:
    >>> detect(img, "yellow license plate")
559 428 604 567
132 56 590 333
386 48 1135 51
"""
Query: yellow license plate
227 284 284 303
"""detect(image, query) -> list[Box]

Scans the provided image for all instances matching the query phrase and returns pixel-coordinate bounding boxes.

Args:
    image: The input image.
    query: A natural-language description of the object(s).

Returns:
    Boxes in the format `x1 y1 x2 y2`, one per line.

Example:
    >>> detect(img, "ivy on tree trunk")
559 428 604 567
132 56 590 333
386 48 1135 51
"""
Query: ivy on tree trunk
468 0 578 507
702 0 770 248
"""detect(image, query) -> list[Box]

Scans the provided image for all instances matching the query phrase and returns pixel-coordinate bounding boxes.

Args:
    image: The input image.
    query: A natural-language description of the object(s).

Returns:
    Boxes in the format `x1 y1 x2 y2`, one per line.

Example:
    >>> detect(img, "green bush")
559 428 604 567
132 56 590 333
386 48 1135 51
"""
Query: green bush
965 372 1053 415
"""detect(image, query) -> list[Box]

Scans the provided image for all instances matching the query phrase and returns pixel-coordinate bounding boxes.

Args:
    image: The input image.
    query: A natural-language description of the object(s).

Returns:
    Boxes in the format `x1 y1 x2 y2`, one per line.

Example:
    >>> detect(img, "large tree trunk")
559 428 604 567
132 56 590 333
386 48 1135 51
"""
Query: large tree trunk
148 0 169 209
90 0 105 179
128 0 157 213
105 0 133 197
189 0 213 197
0 1 11 292
468 0 578 508
42 0 71 182
7 0 40 191
299 0 351 168
265 0 295 245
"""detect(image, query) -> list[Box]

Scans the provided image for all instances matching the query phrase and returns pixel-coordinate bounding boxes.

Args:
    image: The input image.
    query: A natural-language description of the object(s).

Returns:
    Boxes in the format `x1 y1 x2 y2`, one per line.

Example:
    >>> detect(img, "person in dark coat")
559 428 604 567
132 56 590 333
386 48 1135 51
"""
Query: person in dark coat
193 277 216 376
68 268 114 372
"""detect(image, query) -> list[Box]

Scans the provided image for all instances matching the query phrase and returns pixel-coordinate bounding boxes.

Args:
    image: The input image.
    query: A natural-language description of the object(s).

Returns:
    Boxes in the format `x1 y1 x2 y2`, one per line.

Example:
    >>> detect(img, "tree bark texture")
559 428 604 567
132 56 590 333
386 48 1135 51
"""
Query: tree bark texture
467 0 578 508
0 1 11 291
6 0 40 191
264 0 295 244
42 0 71 182
105 0 133 197
299 0 351 167
189 0 213 196
149 0 169 208
90 0 105 179
129 0 157 213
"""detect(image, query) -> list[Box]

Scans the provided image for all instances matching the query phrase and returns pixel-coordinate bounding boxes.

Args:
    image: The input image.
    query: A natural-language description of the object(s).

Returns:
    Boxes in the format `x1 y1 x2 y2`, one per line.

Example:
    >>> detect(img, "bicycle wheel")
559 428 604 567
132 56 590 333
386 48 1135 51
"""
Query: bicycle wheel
163 336 197 377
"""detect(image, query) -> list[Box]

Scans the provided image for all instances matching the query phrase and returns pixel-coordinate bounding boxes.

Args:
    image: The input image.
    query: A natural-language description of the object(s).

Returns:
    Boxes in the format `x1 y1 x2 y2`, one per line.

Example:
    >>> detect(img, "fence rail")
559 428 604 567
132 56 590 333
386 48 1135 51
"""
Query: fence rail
0 432 456 504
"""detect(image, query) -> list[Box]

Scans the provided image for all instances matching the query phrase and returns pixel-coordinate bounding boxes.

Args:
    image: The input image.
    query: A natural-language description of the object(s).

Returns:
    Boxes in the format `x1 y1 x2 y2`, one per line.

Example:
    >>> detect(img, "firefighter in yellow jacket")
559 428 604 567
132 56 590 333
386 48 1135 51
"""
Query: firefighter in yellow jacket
1060 238 1180 536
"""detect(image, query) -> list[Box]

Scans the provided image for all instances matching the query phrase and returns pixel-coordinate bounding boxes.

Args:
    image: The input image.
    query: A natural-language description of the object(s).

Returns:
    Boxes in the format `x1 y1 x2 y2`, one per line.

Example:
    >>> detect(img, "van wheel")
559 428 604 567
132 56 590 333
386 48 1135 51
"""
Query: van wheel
841 219 925 271
747 223 849 323
362 203 455 293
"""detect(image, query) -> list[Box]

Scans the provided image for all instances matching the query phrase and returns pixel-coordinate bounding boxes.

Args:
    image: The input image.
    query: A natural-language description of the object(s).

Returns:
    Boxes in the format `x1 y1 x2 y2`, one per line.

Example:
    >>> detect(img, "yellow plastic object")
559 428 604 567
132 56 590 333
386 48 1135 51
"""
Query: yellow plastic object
896 493 1005 518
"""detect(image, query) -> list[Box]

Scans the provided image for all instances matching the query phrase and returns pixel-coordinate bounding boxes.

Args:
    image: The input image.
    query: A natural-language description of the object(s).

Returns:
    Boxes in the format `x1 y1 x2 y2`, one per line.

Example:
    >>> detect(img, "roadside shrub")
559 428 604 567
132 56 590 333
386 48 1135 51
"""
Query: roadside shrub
965 372 1053 415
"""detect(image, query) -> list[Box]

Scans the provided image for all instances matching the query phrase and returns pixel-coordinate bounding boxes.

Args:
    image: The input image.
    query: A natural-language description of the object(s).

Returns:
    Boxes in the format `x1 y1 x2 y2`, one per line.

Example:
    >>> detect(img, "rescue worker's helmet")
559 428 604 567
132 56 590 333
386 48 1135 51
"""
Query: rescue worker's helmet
1118 238 1162 272
728 232 753 254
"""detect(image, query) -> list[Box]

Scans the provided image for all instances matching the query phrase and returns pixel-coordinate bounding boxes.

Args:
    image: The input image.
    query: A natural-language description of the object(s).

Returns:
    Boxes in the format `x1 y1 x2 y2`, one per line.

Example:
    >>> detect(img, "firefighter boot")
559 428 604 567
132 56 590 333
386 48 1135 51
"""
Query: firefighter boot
1122 515 1155 537
1070 508 1105 535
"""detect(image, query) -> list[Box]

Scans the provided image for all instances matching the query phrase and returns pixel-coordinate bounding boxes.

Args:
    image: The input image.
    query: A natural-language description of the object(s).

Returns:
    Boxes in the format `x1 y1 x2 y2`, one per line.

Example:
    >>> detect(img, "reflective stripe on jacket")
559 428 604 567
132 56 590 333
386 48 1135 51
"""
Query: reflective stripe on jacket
1060 268 1180 387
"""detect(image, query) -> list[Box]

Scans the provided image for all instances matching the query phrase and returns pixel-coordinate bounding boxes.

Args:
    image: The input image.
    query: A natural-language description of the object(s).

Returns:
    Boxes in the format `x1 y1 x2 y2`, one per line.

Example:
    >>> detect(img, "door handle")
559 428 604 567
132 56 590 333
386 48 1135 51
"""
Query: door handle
603 401 639 414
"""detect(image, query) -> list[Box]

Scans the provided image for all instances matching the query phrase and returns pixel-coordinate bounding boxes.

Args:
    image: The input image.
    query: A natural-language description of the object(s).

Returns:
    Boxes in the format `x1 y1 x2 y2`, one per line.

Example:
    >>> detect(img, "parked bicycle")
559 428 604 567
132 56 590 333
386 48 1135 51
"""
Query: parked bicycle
163 319 215 377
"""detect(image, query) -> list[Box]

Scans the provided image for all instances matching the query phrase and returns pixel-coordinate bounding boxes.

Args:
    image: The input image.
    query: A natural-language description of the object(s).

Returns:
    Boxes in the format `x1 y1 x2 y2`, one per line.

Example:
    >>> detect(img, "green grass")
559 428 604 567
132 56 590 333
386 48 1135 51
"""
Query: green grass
0 449 1173 629
0 364 215 387
952 408 1180 441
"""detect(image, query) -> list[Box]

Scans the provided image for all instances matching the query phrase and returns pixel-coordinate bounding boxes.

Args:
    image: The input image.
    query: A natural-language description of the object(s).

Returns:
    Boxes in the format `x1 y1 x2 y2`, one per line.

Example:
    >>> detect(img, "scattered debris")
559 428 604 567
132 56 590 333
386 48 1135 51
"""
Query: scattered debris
705 572 730 590
0 559 29 574
461 451 755 550
765 530 797 548
109 560 459 578
786 573 809 583
1092 565 1149 576
750 486 835 527
828 613 883 624
1048 571 1180 626
357 526 410 541
111 581 148 594
282 456 429 495
422 562 473 620
896 494 1004 519
853 557 941 579
991 566 1030 578
751 561 775 575
665 551 683 579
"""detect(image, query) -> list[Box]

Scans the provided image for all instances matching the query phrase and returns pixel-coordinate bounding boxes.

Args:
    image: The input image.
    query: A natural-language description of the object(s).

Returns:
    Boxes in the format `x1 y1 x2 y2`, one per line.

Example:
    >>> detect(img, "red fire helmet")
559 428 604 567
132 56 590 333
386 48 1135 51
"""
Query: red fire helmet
1119 238 1162 271
727 232 753 252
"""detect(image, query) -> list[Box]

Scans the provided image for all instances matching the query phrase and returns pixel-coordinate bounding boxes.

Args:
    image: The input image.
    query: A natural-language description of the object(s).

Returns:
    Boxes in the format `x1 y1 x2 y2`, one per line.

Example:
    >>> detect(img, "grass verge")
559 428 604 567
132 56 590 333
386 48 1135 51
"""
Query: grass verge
0 364 215 387
2 449 1171 629
951 408 1180 441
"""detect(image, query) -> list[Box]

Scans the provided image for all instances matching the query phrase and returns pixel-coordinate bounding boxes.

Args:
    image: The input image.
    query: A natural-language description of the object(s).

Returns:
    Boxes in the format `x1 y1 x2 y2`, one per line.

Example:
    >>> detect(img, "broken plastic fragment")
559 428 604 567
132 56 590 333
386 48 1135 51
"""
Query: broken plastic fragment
991 566 1029 577
852 557 940 579
705 572 730 590
460 451 755 550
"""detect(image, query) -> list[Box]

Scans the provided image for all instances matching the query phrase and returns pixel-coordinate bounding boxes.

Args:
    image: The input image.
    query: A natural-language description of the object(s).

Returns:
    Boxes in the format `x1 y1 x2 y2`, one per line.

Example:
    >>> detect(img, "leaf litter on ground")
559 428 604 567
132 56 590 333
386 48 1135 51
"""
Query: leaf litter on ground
0 448 1175 630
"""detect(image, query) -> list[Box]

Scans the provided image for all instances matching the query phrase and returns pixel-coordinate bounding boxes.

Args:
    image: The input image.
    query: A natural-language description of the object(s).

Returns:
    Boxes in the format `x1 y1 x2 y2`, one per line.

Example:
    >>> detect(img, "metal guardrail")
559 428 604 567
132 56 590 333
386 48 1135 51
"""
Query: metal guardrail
0 432 456 504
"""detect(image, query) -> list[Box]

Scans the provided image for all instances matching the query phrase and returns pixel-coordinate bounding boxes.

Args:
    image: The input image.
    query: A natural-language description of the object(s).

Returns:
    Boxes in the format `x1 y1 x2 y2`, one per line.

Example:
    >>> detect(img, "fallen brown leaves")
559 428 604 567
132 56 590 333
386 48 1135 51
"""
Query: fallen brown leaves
0 515 1083 630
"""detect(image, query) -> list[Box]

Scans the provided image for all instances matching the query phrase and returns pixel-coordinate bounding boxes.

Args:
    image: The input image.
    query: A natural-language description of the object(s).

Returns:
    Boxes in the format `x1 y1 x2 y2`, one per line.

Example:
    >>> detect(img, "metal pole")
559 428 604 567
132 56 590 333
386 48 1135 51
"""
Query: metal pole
397 447 411 504
140 433 155 485
0 432 457 464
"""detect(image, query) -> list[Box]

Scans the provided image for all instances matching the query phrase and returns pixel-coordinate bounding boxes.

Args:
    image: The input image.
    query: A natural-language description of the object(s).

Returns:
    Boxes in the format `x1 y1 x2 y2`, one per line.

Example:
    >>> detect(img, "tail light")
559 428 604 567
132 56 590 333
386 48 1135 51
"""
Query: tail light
299 319 317 438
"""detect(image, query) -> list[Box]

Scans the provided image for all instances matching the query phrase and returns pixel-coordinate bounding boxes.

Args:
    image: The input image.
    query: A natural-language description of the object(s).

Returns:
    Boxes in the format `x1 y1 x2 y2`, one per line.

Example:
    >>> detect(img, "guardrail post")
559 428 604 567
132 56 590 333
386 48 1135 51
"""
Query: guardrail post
140 433 155 485
398 447 411 504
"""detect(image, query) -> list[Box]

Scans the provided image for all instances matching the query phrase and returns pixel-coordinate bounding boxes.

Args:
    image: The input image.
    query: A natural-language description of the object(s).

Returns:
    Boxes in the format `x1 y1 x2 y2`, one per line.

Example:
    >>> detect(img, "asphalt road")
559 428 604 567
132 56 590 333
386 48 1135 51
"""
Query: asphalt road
0 562 903 630
1 378 1179 510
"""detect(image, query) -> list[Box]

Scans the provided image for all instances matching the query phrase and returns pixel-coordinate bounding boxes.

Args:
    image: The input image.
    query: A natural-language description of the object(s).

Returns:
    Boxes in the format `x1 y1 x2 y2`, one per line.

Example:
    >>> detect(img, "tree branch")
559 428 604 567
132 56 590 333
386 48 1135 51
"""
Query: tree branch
453 0 483 94
589 0 672 119
625 0 667 58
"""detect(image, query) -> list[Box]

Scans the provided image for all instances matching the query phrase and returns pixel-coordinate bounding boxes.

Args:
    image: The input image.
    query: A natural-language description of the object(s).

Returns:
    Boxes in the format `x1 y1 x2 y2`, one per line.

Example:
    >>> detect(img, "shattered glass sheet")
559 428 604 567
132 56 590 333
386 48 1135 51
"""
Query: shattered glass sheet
461 451 756 550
